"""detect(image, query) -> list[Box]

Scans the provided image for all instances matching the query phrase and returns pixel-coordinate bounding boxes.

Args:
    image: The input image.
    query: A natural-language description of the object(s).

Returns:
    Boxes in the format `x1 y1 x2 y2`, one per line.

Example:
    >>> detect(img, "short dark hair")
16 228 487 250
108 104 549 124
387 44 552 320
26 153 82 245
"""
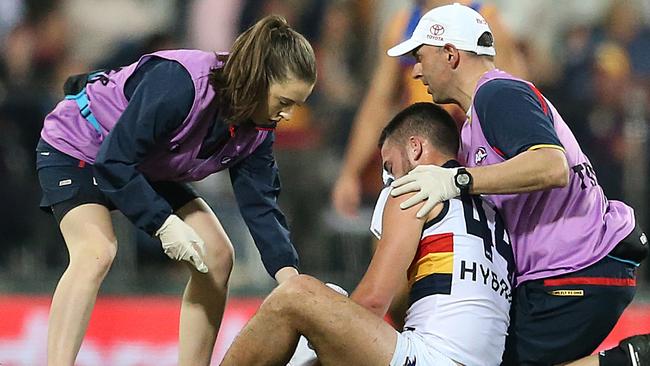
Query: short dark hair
379 102 459 156
477 31 494 48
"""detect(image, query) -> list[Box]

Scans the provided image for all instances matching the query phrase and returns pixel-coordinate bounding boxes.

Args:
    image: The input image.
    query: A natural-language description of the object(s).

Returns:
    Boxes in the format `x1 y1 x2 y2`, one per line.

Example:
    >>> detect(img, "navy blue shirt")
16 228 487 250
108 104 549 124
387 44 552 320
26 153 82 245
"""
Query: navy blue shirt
229 133 298 276
93 58 296 276
473 79 563 159
94 59 193 234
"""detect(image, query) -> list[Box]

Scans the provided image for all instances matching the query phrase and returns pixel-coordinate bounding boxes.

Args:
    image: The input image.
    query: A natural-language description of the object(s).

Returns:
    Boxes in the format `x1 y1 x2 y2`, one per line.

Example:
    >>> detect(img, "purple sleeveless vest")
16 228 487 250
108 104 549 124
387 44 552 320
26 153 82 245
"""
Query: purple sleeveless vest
459 69 635 285
41 49 269 182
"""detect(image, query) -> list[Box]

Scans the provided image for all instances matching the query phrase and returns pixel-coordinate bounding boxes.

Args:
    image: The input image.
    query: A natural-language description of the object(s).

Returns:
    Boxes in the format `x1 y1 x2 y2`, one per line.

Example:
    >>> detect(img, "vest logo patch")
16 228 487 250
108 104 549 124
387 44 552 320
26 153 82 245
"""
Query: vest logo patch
475 147 488 165
549 289 584 296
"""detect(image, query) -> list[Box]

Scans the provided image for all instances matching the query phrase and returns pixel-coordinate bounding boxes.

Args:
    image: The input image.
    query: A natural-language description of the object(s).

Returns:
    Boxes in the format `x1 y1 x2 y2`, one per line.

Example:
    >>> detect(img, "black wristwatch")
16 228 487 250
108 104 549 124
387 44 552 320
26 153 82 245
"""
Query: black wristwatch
454 168 473 195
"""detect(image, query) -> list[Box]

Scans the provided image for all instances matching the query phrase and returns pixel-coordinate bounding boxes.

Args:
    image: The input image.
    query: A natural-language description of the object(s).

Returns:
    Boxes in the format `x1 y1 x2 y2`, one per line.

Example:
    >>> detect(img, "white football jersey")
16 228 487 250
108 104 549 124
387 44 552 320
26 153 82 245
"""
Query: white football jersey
371 186 514 366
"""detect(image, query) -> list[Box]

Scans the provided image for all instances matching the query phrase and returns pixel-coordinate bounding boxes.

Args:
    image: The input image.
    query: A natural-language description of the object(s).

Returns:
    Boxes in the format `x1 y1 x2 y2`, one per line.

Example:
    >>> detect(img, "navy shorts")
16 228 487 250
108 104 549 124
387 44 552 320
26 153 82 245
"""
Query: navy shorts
501 224 647 365
36 139 199 223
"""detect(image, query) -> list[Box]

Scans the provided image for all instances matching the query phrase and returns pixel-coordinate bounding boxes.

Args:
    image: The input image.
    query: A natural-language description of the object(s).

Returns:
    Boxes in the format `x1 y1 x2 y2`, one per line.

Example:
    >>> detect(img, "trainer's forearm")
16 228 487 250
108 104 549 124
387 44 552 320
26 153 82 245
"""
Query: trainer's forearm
340 53 400 177
340 92 395 177
467 148 569 194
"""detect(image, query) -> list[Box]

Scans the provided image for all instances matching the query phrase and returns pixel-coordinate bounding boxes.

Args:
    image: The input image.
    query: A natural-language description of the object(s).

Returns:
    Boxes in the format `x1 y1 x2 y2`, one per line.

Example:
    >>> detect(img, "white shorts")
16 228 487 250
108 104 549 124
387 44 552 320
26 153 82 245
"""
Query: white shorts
390 330 460 366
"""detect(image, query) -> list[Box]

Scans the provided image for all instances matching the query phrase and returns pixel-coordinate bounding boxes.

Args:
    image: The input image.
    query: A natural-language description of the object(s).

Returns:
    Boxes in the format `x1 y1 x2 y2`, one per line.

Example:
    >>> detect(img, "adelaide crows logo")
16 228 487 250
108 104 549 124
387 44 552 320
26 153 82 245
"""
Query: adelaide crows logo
475 147 488 165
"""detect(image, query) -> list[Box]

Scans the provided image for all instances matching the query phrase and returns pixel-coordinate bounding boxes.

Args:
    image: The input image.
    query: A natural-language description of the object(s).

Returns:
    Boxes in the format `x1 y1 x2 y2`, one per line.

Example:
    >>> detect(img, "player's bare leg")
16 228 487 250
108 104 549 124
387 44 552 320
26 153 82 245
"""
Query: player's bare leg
221 275 398 366
177 198 234 366
48 204 118 366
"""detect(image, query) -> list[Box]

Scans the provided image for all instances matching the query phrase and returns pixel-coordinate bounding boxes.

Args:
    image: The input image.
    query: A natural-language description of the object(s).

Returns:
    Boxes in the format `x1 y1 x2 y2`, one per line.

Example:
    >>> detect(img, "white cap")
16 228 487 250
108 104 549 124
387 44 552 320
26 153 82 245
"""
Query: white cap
387 3 495 57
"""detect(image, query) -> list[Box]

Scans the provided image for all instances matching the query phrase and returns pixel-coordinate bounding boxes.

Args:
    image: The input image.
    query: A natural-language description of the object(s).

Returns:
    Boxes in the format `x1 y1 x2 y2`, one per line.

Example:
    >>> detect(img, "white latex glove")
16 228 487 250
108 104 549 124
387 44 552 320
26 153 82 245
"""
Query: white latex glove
155 214 208 273
390 165 460 219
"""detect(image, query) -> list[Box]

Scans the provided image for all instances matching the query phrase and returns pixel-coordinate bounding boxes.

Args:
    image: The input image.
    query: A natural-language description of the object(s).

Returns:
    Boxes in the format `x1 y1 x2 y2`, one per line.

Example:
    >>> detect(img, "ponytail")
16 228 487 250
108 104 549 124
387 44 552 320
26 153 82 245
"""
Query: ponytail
211 15 316 124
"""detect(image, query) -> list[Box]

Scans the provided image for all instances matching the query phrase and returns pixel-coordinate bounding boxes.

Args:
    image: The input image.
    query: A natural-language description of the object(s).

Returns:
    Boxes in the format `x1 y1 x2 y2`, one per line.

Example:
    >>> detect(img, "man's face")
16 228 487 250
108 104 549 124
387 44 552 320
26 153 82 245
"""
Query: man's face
380 139 415 179
411 45 452 104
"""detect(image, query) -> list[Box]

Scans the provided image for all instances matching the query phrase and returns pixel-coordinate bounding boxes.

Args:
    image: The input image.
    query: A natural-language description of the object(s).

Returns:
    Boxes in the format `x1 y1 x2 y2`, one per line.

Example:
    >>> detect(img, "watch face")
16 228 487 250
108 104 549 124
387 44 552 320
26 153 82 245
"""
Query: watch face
457 173 471 186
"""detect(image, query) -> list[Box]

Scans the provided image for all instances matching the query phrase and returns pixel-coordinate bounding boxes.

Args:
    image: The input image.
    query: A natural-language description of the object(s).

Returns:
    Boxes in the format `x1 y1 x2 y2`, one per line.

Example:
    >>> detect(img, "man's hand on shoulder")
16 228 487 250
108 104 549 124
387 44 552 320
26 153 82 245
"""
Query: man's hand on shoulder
390 165 460 218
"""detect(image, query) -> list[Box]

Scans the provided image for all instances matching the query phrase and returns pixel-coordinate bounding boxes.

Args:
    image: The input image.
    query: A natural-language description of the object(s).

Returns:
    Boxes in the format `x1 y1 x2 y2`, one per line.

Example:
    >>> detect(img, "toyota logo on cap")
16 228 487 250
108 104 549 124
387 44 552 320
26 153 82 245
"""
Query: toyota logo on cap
430 24 445 36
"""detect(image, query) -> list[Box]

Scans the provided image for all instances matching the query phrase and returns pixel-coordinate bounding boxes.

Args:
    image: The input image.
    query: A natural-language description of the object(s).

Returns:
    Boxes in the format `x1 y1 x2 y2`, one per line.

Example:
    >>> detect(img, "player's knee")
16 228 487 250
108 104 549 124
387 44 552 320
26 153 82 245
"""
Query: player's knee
266 275 322 313
279 274 321 296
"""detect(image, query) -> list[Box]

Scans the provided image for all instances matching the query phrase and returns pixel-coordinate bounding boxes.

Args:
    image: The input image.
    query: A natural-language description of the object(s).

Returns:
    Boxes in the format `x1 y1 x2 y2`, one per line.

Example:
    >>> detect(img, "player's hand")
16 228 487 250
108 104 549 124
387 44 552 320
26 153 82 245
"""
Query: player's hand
155 214 208 273
331 173 362 218
390 165 460 218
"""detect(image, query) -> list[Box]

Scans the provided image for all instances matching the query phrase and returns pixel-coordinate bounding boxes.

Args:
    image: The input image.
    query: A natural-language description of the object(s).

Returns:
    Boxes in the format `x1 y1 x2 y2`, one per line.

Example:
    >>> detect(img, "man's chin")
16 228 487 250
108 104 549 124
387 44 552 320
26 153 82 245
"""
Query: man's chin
434 96 457 105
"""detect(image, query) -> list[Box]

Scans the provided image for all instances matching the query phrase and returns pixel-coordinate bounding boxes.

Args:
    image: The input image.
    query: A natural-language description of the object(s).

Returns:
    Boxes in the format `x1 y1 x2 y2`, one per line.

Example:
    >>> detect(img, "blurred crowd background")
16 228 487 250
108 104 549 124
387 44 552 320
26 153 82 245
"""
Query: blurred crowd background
0 0 648 297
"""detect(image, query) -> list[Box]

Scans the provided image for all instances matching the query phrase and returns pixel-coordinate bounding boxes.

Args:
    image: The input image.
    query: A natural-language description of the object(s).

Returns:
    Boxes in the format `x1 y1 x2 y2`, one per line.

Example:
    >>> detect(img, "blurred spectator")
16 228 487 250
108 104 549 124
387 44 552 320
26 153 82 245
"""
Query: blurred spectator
61 0 177 66
0 0 24 42
311 0 366 151
585 42 633 199
552 0 650 206
591 1 650 80
94 32 178 70
0 3 70 271
2 23 35 87
189 0 243 51
239 0 326 40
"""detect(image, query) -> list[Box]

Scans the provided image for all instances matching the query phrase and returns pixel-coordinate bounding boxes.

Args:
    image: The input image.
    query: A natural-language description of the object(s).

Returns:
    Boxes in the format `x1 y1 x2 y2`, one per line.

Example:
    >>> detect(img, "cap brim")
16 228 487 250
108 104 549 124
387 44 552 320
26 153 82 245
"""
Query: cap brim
387 38 422 57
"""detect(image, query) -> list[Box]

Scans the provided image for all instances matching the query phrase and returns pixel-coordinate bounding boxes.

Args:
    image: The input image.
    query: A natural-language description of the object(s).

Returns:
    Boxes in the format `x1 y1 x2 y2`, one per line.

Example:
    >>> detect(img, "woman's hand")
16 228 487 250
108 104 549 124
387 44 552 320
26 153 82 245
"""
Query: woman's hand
275 266 299 284
155 214 209 273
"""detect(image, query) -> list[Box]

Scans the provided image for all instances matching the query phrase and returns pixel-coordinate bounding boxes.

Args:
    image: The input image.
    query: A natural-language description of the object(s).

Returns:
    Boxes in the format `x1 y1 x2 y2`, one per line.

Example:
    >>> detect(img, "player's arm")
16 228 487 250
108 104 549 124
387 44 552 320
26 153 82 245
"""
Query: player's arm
331 10 406 216
351 193 429 317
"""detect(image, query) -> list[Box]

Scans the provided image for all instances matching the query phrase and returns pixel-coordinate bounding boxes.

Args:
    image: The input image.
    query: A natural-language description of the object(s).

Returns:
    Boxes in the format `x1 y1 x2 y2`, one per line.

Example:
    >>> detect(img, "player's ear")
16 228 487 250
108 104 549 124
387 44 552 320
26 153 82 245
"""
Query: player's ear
407 136 423 161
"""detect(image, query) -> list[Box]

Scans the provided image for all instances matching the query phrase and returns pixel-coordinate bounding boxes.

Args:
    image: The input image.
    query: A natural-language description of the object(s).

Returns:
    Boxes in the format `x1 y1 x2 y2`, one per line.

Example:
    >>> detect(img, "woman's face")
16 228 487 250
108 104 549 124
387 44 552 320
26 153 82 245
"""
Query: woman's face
251 76 314 127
